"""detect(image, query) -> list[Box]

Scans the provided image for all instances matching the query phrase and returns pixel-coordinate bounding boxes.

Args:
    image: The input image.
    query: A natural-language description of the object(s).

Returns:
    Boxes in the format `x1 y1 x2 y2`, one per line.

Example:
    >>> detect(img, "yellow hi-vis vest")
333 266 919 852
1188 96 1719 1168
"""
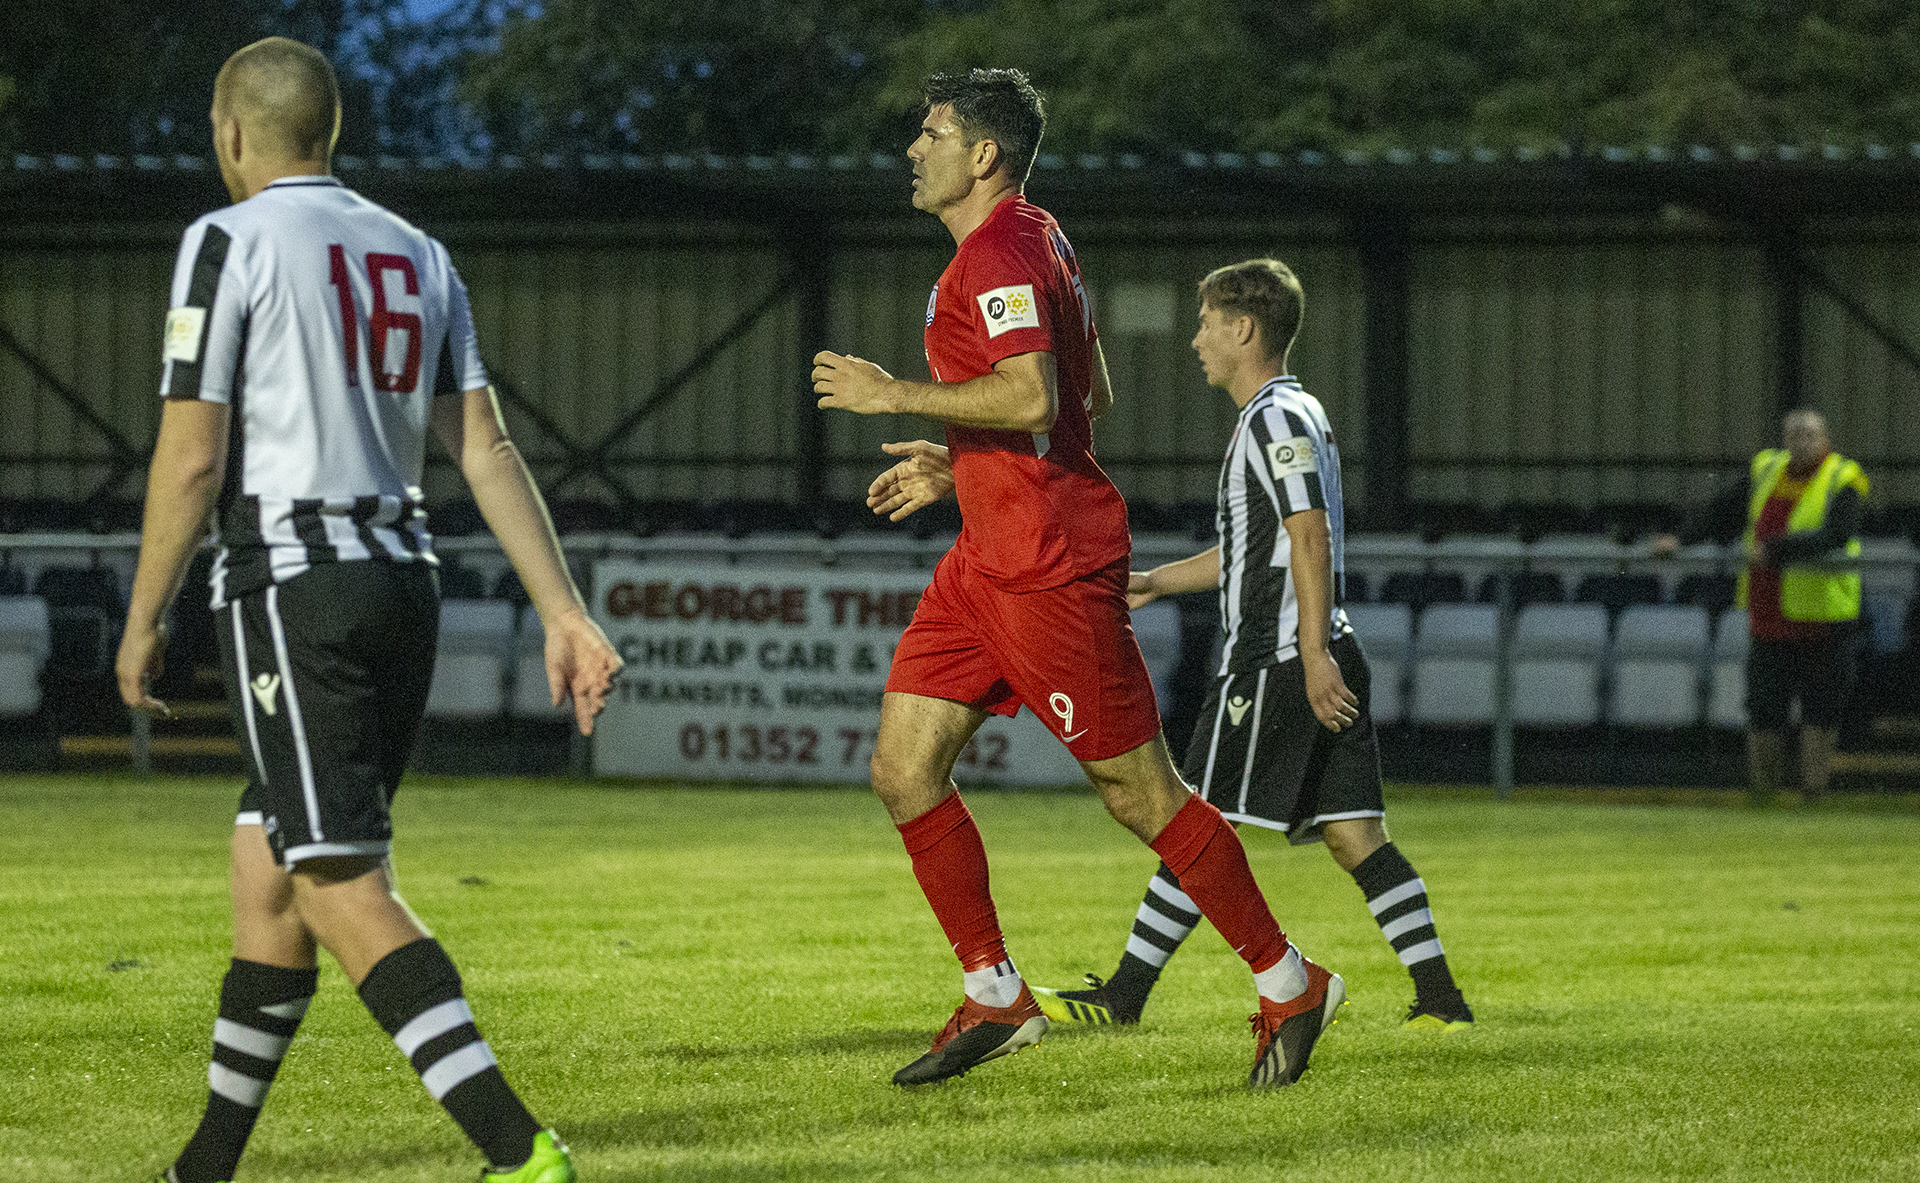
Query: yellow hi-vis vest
1736 449 1866 622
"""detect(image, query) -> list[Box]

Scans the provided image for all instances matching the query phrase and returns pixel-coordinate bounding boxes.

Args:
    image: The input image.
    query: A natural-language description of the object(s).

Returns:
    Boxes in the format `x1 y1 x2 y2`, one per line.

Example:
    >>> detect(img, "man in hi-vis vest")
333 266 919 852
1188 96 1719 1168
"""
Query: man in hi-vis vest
1734 409 1868 802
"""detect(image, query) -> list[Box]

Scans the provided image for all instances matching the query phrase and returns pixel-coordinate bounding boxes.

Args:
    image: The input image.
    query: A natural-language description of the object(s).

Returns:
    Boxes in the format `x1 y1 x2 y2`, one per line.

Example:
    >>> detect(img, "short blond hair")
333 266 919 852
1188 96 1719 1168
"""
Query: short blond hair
214 37 340 162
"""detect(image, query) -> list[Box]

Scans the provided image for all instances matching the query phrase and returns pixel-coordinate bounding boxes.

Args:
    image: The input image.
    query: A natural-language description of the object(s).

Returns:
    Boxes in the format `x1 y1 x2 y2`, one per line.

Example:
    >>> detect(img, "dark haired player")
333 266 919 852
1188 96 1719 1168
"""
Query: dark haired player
813 70 1344 1088
116 36 618 1183
1034 259 1473 1033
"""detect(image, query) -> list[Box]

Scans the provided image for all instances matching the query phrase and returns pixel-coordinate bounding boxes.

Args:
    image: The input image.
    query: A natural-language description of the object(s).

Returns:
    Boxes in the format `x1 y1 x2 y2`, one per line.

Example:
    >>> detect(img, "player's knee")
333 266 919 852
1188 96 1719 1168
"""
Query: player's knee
289 853 387 890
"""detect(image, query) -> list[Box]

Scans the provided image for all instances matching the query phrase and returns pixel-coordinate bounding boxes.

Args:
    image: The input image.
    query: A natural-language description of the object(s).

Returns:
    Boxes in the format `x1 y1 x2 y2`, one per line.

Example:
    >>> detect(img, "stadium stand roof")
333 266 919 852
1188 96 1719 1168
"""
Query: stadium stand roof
8 144 1920 230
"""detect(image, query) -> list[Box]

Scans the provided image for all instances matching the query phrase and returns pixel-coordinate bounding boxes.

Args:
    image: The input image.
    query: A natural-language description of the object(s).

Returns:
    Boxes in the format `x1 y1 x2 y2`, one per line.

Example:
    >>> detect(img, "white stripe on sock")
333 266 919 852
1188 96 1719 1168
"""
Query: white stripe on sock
1147 874 1198 915
1367 878 1427 916
1125 932 1173 968
1134 905 1196 942
419 1040 497 1100
259 996 312 1021
394 998 475 1057
214 1018 291 1061
208 1061 269 1107
1380 907 1434 942
1397 937 1445 966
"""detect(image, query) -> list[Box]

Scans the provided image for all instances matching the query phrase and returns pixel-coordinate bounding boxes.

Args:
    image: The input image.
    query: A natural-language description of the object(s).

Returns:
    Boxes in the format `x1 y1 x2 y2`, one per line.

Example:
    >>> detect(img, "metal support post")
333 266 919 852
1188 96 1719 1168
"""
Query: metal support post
130 709 151 776
1491 563 1515 800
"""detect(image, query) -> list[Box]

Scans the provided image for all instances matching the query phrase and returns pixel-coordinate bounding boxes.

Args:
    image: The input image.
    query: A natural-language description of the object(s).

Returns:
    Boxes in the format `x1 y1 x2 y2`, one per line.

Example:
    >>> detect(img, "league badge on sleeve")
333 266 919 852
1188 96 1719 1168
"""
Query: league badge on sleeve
977 284 1040 338
163 306 207 363
1266 436 1319 478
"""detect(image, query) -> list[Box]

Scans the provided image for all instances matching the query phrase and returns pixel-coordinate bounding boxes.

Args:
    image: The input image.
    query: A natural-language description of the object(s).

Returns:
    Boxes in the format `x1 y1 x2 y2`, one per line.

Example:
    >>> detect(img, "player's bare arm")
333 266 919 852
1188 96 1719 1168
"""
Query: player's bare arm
116 398 231 717
1127 546 1221 610
813 348 1058 434
1282 507 1360 732
867 440 955 521
430 385 622 735
1089 339 1115 421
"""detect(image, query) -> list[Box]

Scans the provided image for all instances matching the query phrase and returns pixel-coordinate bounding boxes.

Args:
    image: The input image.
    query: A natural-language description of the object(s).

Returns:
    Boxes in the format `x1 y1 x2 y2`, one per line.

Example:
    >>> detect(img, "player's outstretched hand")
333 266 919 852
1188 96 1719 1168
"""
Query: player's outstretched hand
814 351 898 415
1126 571 1158 611
867 440 954 521
115 621 173 719
543 606 623 736
1303 648 1361 732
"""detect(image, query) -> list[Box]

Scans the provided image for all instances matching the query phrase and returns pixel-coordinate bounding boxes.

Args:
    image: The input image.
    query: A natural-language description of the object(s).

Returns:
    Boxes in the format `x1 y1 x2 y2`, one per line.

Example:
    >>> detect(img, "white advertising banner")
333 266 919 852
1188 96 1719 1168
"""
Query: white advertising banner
590 559 1088 785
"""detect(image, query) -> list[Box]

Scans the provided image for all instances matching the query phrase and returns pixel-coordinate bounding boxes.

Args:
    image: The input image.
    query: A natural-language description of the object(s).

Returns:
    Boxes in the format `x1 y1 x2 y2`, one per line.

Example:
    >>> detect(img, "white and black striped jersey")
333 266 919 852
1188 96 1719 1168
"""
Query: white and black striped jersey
1214 375 1351 674
160 176 486 608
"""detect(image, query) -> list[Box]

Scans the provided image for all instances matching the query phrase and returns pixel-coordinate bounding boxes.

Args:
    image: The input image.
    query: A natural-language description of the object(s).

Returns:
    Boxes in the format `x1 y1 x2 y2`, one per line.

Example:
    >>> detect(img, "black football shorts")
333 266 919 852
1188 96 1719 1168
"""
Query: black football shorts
217 561 439 866
1180 632 1385 845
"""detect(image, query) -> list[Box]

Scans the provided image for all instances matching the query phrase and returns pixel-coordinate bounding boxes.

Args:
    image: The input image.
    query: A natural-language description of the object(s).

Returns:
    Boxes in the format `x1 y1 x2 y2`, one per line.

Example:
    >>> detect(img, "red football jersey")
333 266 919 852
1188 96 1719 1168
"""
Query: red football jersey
924 195 1131 590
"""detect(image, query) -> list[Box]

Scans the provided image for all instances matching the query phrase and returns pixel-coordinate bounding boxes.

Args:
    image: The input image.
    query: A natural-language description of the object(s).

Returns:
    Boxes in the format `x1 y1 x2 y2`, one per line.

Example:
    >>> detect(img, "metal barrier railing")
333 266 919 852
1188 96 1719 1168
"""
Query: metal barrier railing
4 529 1915 791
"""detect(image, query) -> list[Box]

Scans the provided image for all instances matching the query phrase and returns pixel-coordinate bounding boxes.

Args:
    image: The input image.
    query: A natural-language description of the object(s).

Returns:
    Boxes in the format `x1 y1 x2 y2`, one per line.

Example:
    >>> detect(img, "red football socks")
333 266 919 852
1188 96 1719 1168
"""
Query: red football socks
897 792 1009 972
1149 794 1290 974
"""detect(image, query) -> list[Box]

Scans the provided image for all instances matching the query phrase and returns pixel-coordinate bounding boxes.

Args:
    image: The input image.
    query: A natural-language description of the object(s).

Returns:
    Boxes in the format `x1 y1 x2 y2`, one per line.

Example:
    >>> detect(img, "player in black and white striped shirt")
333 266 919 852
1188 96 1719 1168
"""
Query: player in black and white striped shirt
114 38 616 1183
1034 258 1473 1032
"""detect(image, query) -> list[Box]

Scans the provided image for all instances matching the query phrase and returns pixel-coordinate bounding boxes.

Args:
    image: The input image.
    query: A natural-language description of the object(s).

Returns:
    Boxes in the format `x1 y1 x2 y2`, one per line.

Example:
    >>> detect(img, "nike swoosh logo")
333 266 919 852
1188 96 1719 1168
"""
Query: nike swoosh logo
1062 729 1087 742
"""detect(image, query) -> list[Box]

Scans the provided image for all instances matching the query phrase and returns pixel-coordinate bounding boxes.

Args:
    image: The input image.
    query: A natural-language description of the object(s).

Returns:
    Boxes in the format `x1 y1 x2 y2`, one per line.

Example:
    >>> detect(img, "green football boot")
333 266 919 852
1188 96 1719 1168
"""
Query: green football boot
482 1129 576 1183
1403 998 1474 1032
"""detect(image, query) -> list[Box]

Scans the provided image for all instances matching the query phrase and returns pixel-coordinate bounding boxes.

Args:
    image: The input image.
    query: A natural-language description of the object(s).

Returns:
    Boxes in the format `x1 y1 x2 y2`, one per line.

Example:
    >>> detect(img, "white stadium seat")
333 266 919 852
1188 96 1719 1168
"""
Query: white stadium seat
0 596 52 717
1610 604 1710 727
511 606 571 719
1410 603 1499 725
1708 609 1749 729
427 599 516 718
1343 602 1411 725
1510 603 1608 726
1129 599 1182 716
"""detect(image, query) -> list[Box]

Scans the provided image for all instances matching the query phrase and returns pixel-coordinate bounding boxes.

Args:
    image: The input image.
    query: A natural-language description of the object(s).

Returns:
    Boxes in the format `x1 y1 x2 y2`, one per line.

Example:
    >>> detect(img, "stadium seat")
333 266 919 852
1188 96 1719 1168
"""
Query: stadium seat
1130 599 1182 716
1342 571 1370 603
1708 609 1749 729
426 599 515 718
1344 602 1411 724
31 565 124 680
1510 603 1608 727
1378 570 1468 611
1410 603 1499 725
1675 570 1738 616
437 563 488 599
1477 570 1567 607
1610 604 1711 727
0 596 51 717
1574 572 1664 614
510 607 575 718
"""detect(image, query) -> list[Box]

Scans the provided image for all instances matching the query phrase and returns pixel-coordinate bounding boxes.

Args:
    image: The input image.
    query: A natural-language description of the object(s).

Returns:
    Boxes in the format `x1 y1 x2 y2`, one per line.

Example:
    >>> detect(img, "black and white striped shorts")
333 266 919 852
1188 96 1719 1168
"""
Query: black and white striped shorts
217 561 439 866
1180 632 1384 845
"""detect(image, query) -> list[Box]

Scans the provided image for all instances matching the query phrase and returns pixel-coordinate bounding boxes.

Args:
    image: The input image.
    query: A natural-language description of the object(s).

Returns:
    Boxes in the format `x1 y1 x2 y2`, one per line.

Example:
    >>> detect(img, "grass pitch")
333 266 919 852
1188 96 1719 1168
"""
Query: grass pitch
2 775 1917 1182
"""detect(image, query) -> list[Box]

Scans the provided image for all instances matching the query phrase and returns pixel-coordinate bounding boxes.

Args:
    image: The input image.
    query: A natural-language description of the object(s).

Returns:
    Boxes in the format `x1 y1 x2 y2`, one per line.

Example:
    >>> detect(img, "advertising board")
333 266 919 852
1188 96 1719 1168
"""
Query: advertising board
590 559 1087 785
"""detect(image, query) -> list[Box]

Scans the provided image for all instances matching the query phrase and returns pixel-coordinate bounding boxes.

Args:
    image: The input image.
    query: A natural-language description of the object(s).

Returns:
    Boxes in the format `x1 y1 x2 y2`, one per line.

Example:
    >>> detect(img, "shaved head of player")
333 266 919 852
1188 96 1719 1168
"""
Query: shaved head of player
210 37 340 203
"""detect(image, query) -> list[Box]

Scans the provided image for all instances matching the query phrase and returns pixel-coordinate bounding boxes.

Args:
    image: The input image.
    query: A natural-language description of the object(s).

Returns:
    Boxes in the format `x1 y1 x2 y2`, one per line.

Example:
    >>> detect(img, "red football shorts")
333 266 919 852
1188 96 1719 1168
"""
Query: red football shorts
886 551 1163 762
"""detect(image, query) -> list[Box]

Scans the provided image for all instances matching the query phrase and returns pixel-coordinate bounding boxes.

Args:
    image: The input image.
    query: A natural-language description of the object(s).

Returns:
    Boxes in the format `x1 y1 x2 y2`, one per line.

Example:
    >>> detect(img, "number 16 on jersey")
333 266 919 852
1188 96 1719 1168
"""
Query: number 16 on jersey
327 244 422 393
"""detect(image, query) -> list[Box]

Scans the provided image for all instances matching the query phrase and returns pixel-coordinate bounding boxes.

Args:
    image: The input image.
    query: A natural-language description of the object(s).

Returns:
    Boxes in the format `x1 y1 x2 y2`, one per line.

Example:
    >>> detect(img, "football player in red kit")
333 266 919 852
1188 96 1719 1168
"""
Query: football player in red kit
813 68 1345 1088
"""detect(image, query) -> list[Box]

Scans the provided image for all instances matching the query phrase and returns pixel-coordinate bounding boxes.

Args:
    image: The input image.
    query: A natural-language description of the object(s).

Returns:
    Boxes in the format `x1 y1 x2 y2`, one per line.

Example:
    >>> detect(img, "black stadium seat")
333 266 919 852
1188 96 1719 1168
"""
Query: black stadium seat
1478 570 1567 607
1574 572 1664 613
1675 572 1738 616
1379 571 1468 611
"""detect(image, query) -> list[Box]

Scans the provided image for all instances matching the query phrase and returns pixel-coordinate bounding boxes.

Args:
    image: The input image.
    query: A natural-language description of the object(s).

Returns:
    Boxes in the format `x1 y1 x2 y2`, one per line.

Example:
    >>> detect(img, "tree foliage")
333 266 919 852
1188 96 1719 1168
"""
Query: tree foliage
0 0 477 156
467 0 1920 157
9 2 1920 158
